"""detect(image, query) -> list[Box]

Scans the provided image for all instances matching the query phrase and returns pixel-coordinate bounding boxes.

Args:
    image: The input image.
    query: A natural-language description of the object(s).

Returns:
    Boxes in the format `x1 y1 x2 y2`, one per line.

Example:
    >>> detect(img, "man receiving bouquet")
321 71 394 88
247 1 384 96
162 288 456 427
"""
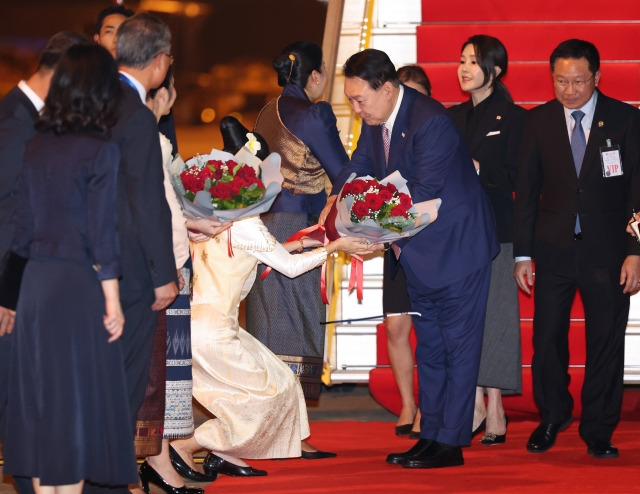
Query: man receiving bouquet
321 49 499 470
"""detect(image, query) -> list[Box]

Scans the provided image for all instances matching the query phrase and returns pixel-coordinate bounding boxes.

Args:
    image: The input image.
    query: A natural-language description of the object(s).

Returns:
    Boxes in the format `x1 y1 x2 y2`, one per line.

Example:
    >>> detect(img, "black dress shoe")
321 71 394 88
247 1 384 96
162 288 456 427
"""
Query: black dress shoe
480 415 508 446
526 417 573 453
402 441 464 469
169 445 217 483
203 453 267 477
471 418 486 438
586 439 619 459
301 449 337 459
139 461 204 494
395 423 413 436
386 439 432 465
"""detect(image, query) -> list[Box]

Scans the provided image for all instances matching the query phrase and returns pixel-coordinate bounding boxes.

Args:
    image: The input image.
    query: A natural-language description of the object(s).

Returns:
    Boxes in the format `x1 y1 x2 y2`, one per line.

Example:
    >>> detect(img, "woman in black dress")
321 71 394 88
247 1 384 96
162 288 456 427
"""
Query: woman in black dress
1 43 137 491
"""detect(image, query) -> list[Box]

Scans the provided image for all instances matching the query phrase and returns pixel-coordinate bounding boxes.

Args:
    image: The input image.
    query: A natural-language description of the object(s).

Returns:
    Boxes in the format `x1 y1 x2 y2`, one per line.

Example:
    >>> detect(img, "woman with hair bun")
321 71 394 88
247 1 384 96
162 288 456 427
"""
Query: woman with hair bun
246 41 348 409
448 34 526 446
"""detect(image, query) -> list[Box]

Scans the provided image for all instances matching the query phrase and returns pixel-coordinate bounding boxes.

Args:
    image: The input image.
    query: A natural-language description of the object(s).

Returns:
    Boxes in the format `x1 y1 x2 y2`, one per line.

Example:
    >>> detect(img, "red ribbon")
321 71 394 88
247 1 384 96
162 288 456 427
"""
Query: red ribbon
348 257 364 301
227 230 234 257
259 223 365 304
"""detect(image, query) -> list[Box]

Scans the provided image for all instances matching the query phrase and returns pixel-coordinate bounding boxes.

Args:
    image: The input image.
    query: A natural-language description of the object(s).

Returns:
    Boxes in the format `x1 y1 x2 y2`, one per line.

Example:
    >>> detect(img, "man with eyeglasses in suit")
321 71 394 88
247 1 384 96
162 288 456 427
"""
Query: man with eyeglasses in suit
514 38 640 459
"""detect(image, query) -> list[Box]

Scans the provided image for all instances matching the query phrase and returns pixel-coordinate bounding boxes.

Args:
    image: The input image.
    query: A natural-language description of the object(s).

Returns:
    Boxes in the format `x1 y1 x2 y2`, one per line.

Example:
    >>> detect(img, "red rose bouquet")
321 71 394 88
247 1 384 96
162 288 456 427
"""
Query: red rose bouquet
332 171 441 242
169 146 283 222
342 178 416 233
180 158 265 210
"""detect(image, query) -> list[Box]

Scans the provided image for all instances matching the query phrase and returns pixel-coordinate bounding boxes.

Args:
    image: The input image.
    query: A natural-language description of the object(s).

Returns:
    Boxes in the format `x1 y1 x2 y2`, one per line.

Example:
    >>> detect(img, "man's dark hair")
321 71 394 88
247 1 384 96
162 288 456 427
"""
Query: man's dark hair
39 43 122 135
116 13 171 69
95 5 134 35
37 31 89 71
342 49 398 90
550 39 600 74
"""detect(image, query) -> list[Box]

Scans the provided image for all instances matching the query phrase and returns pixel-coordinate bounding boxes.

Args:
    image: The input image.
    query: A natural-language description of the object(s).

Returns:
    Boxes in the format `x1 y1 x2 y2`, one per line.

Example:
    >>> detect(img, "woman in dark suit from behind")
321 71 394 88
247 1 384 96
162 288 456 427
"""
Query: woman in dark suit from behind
448 34 526 446
1 43 138 491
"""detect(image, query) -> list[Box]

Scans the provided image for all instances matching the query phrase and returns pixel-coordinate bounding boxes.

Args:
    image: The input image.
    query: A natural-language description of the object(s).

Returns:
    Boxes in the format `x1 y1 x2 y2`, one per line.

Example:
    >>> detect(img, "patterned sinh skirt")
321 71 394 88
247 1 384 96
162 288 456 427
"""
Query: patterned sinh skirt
164 261 195 438
245 212 325 401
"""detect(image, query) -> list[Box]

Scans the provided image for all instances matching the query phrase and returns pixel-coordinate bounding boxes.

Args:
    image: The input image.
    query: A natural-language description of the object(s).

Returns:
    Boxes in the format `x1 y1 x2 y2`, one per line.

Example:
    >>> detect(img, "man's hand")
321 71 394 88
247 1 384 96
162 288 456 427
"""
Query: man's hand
0 306 16 336
318 195 338 226
152 281 179 311
514 260 534 295
620 255 640 294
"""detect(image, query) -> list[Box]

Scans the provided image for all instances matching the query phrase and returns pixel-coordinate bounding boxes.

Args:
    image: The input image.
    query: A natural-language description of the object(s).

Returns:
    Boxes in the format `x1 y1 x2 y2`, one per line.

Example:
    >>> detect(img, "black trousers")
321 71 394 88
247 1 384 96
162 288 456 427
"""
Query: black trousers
120 290 158 429
532 243 628 442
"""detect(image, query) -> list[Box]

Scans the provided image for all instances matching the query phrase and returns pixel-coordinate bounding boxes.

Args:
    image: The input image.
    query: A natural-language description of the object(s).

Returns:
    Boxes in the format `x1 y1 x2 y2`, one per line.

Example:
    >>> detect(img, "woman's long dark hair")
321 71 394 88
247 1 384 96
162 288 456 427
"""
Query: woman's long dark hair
273 41 323 88
462 34 513 103
38 43 121 135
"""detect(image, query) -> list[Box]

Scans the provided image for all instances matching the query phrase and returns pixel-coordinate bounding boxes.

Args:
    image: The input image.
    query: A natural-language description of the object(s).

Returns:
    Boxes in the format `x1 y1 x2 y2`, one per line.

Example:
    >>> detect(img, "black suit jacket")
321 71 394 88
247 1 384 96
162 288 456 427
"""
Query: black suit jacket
0 86 39 261
514 91 640 271
111 82 176 294
448 91 526 242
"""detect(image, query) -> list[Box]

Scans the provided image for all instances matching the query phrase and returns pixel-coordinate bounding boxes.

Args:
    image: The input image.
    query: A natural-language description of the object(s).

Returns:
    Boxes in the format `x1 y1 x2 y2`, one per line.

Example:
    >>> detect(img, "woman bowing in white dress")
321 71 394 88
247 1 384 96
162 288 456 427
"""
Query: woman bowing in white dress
169 123 373 478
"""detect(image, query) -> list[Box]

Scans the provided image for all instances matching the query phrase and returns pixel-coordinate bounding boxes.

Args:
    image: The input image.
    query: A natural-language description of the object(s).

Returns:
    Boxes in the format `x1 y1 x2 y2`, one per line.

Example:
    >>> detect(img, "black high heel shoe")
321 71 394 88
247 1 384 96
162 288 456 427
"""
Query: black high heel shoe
480 415 509 446
471 418 486 438
203 453 267 477
139 461 204 494
169 445 217 483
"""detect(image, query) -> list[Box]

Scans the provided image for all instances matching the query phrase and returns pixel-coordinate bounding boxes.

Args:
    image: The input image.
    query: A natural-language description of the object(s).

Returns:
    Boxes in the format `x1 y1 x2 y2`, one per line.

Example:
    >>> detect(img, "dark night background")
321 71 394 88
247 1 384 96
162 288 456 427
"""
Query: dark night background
0 0 329 134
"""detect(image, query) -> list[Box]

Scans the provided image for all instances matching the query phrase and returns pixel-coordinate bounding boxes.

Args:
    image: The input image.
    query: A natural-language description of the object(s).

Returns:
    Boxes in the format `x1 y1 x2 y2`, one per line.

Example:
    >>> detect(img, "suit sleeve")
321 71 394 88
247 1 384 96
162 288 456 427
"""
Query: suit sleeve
330 126 377 194
121 108 177 288
513 112 543 258
624 108 640 256
87 141 121 281
298 102 349 184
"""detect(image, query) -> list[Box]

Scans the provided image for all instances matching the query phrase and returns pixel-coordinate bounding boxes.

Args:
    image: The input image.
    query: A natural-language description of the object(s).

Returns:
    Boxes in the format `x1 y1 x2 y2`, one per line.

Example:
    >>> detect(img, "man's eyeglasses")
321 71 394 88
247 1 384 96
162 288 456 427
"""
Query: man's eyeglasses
554 75 593 89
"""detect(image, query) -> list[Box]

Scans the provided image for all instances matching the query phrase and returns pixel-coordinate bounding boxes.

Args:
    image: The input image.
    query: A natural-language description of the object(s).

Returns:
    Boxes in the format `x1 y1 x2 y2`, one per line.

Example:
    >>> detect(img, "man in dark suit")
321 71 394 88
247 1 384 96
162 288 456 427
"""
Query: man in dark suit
324 49 499 468
514 39 640 458
112 13 178 427
0 31 86 494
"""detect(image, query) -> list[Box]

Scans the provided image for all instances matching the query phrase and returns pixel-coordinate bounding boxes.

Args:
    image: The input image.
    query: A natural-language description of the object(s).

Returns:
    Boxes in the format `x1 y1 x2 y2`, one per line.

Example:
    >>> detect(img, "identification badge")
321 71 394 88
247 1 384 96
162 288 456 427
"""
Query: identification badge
600 140 622 177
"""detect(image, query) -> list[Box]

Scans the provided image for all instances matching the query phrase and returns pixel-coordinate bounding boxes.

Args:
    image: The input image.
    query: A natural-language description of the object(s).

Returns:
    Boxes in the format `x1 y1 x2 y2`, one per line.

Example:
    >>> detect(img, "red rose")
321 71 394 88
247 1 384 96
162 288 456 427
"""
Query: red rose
230 180 243 196
378 189 393 201
350 180 368 195
342 183 353 196
384 182 398 194
398 192 412 209
391 205 408 218
364 193 383 211
351 200 370 219
235 164 257 180
210 182 232 200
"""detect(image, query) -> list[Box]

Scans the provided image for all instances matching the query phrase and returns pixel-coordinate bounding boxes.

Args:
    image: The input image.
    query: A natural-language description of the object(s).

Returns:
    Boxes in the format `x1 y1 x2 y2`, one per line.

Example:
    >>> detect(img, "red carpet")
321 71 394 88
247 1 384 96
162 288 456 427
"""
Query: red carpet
202 416 640 493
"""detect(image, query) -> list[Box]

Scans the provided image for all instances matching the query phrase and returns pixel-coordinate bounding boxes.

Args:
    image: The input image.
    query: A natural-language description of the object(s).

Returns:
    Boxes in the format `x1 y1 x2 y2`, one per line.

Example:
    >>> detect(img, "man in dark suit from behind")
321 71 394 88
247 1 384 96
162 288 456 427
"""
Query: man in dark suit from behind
111 13 178 428
0 31 87 494
323 49 499 468
514 39 640 459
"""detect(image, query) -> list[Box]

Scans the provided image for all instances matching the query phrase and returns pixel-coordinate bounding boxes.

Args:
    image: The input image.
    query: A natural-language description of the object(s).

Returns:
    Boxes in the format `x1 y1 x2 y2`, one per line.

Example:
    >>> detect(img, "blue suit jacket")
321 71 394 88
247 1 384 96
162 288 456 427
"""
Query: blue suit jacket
0 86 39 262
333 85 499 288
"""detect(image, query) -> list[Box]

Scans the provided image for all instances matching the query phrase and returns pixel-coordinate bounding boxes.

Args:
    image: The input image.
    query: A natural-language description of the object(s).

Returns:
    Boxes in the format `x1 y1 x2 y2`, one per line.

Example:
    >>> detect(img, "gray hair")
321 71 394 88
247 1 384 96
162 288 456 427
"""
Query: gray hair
115 13 171 69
